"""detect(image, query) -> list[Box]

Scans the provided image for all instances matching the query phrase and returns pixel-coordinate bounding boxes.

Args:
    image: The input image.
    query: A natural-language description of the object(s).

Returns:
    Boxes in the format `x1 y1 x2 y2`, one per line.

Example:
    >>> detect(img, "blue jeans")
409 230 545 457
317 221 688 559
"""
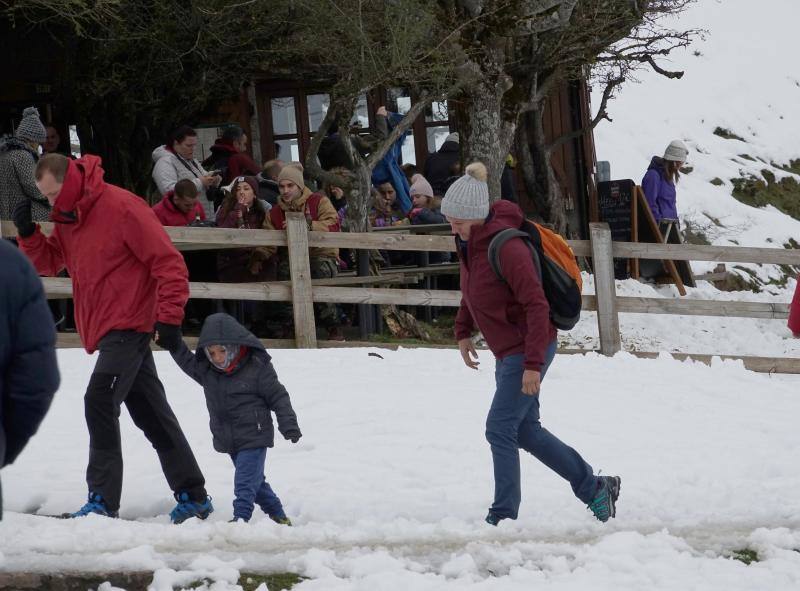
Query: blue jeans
230 447 285 521
486 342 598 519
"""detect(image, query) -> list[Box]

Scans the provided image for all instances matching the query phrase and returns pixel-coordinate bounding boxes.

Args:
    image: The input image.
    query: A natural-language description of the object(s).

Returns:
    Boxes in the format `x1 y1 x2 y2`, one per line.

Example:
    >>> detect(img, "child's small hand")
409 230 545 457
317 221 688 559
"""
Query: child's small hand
284 430 301 444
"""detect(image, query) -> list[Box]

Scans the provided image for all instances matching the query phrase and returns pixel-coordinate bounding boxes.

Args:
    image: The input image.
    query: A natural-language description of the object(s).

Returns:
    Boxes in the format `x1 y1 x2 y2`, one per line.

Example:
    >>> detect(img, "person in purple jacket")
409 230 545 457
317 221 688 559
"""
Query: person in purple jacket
641 140 689 224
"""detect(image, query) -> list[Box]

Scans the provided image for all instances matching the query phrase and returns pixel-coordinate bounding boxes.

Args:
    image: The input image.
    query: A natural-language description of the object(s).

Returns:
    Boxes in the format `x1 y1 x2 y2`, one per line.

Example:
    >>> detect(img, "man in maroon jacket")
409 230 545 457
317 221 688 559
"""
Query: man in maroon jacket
11 153 212 523
441 162 620 527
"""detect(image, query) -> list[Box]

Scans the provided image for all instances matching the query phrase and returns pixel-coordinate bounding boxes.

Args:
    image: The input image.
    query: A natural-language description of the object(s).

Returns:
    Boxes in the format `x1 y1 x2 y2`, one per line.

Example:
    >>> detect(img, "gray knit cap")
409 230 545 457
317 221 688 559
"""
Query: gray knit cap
663 139 689 162
440 162 490 220
16 107 47 144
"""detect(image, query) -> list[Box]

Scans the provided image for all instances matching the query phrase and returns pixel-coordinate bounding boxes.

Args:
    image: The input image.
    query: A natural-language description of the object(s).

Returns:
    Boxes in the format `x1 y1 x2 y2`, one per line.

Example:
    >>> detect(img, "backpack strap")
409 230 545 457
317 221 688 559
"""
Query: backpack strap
487 229 541 282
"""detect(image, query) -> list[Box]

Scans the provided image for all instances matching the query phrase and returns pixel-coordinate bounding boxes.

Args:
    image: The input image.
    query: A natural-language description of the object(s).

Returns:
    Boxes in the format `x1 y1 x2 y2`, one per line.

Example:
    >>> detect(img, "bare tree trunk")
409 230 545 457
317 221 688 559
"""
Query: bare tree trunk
528 102 568 233
457 78 516 202
513 111 545 220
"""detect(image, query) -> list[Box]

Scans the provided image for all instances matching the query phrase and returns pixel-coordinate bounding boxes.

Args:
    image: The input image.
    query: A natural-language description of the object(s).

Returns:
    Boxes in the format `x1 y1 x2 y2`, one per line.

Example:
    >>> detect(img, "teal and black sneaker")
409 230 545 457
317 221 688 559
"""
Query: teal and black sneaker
269 513 292 526
587 475 621 523
67 492 118 519
485 511 502 526
170 492 214 524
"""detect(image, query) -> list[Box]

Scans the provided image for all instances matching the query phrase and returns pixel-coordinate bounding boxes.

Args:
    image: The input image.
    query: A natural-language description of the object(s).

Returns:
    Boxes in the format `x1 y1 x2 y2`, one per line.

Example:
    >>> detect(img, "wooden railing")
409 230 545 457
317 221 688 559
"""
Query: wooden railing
2 219 798 371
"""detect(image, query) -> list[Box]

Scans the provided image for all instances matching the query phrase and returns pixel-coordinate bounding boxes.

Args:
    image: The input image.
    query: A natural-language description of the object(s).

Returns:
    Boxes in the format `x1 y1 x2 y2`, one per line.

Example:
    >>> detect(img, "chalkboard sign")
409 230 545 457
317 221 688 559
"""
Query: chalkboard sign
597 179 635 279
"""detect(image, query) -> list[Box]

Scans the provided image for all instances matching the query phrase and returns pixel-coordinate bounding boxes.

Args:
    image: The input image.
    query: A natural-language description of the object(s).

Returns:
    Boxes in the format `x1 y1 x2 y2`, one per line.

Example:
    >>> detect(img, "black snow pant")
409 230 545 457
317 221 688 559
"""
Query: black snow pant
84 330 206 512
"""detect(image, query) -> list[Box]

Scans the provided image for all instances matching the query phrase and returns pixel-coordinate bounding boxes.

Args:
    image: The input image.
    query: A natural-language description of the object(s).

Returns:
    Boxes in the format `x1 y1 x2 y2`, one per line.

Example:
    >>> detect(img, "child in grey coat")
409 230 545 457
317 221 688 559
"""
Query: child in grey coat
169 313 301 523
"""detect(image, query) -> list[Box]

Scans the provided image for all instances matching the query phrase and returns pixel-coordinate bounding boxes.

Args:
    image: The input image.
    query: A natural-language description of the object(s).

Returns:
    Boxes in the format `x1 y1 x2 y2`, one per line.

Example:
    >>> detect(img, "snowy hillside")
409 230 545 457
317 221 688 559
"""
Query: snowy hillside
594 0 800 284
2 348 800 590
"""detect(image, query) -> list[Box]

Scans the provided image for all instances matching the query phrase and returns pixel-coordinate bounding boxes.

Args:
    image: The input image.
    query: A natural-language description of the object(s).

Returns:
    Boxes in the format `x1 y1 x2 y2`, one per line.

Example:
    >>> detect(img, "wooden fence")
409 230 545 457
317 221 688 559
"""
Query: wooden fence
2 217 798 372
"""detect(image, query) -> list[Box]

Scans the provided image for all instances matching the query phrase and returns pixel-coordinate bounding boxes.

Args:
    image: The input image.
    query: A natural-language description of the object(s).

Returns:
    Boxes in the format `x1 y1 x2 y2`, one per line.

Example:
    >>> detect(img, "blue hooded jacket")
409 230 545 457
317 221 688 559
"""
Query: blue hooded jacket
1 239 59 517
641 156 678 223
371 112 412 214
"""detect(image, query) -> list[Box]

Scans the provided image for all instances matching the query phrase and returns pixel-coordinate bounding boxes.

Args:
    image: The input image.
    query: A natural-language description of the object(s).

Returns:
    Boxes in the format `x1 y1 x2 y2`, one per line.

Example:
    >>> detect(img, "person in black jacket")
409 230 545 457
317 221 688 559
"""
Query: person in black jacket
424 133 460 197
166 313 301 524
0 239 59 519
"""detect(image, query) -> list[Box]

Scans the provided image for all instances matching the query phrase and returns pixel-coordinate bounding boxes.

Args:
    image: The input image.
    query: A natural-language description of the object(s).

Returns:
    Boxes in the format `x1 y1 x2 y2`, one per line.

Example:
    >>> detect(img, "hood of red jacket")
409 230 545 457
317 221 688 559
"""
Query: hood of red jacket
209 140 238 156
466 200 525 251
50 155 105 224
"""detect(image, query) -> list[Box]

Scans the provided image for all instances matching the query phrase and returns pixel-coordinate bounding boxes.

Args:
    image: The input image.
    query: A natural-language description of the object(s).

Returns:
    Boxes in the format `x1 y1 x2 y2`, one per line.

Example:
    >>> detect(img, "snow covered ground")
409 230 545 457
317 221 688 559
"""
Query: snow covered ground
594 0 800 282
2 347 800 590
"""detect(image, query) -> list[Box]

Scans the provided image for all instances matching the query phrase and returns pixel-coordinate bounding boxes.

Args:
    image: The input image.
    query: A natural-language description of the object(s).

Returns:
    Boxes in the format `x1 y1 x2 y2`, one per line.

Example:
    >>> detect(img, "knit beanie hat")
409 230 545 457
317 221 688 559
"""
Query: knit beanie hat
440 162 489 220
16 107 47 144
409 174 434 198
663 140 689 162
277 165 305 190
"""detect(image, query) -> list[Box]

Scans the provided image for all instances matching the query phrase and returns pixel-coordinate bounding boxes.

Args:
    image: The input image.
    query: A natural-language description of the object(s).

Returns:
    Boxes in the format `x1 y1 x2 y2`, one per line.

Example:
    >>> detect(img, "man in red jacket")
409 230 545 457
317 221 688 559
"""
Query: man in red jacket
790 279 800 337
152 178 206 226
441 162 620 527
11 153 213 523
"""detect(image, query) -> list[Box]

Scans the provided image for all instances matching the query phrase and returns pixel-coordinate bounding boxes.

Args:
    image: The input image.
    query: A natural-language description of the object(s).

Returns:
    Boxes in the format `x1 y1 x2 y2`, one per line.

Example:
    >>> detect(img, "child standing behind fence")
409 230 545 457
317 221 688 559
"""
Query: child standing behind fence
163 313 301 523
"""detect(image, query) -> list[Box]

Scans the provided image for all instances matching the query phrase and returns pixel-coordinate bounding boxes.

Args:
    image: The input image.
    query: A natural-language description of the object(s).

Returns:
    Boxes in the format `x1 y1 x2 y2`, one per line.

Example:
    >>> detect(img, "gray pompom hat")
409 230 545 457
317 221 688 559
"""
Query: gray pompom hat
440 162 490 220
16 106 47 144
663 140 689 162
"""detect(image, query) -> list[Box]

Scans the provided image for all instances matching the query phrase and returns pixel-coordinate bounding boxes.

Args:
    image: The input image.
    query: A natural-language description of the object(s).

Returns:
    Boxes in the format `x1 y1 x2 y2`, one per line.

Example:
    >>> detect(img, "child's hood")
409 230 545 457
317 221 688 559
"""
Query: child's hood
195 313 271 364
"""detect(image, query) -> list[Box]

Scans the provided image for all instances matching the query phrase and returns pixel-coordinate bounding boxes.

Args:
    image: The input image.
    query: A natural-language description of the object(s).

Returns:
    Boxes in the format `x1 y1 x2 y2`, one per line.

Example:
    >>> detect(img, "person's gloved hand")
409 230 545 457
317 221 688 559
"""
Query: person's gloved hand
153 322 183 351
12 199 36 238
284 430 302 444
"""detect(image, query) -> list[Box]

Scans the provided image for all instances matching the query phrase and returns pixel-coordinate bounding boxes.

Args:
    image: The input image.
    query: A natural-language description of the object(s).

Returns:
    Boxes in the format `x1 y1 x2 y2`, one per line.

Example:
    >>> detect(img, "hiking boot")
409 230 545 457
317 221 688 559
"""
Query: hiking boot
269 513 292 526
587 475 621 523
67 492 118 519
170 492 214 524
485 511 502 527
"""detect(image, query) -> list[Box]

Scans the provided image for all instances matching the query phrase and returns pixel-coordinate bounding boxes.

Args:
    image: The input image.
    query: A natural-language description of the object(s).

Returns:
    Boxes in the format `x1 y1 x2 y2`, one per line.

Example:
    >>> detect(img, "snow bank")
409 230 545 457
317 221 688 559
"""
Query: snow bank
1 348 799 590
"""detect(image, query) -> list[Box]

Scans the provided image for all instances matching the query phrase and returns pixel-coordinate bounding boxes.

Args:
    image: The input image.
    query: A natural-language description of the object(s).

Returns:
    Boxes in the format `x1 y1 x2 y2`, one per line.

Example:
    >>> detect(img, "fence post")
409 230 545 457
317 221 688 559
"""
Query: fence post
285 212 317 348
589 222 621 356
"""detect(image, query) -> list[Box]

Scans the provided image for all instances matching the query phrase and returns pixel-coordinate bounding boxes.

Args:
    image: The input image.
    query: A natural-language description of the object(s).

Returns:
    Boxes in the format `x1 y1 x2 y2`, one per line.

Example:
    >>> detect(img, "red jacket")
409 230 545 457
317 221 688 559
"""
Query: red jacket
790 280 800 336
19 156 189 353
207 141 260 182
454 200 556 371
152 191 206 226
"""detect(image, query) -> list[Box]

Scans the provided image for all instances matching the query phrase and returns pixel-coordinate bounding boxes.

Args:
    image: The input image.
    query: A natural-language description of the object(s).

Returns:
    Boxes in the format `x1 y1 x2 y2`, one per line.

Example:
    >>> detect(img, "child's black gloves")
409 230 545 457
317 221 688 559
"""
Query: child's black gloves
154 322 182 351
284 430 302 444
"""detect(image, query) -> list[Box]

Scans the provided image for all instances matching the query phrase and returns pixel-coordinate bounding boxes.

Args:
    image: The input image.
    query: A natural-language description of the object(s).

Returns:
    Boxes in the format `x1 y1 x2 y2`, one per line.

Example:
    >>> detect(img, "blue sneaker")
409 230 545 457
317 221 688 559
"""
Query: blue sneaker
587 475 621 523
170 492 214 524
68 492 118 518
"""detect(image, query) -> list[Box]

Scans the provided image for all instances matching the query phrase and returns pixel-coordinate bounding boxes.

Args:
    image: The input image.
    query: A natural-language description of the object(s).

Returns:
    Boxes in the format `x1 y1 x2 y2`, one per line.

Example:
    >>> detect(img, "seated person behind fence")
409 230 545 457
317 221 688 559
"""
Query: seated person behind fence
152 126 220 217
261 166 344 340
215 176 273 282
257 159 283 205
152 179 207 226
408 174 445 225
165 312 301 524
369 181 408 228
641 140 689 225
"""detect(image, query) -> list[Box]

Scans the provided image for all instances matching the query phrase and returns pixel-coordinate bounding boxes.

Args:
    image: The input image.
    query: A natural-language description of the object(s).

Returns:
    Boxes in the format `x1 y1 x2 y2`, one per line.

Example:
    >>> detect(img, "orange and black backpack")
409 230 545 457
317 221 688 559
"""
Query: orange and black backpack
487 220 583 330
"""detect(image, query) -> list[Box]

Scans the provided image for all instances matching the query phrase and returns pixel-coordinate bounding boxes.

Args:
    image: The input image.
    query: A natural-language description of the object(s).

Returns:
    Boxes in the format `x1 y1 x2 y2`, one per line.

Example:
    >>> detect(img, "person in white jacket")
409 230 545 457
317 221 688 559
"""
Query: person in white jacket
152 125 220 216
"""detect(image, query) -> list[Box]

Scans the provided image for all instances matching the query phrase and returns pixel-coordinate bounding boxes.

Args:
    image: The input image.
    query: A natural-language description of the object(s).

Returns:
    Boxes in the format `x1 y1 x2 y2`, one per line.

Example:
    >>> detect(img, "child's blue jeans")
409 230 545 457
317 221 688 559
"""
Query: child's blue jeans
230 447 285 521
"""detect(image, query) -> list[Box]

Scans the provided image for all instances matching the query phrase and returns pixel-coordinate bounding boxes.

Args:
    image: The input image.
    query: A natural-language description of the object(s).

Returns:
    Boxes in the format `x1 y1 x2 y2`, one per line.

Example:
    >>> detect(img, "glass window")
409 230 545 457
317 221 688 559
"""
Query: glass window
271 97 297 135
387 87 412 115
425 101 449 123
307 93 330 131
401 133 416 165
68 124 82 158
275 138 300 161
351 94 369 128
427 126 451 153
